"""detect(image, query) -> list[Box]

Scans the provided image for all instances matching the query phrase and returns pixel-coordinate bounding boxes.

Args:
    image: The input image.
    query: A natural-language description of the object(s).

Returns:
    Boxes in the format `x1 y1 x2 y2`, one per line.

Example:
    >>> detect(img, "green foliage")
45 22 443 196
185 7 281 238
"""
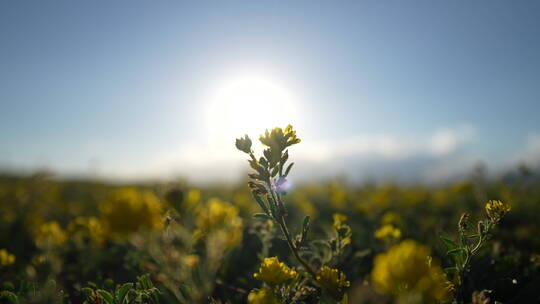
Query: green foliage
440 200 512 302
0 126 539 303
82 275 160 304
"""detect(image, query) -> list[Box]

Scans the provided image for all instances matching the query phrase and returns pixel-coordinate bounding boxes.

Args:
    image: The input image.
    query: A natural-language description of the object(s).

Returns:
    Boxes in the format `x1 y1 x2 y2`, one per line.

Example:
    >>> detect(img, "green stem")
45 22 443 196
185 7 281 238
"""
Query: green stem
266 185 317 279
276 215 318 279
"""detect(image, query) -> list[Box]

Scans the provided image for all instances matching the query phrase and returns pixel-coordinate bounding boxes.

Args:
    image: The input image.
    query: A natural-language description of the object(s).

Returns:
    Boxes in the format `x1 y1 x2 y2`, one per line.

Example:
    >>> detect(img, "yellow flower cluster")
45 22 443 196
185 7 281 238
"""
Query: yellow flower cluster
34 221 67 247
371 240 451 303
375 224 402 241
316 266 350 300
332 213 348 230
485 200 511 221
185 189 201 209
253 257 297 286
259 125 301 152
196 198 238 230
99 188 163 237
67 216 107 245
380 211 404 227
195 198 243 246
332 213 351 245
247 288 278 304
0 249 15 266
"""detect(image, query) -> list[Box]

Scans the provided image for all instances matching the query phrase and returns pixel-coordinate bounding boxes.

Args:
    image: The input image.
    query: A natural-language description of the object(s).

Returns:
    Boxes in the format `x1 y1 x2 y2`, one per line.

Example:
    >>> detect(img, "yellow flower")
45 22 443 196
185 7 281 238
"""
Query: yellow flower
247 288 278 304
380 211 404 227
195 198 243 247
485 200 511 221
258 125 301 164
34 221 67 247
333 213 348 230
183 254 200 268
316 266 350 300
0 249 15 266
185 189 201 209
196 198 238 230
99 188 163 237
68 216 107 245
371 240 451 303
253 257 297 286
375 224 402 241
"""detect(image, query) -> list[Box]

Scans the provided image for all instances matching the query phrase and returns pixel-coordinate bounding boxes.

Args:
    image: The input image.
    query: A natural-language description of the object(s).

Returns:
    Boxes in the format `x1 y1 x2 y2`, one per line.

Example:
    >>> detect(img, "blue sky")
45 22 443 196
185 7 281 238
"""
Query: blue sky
1 1 540 182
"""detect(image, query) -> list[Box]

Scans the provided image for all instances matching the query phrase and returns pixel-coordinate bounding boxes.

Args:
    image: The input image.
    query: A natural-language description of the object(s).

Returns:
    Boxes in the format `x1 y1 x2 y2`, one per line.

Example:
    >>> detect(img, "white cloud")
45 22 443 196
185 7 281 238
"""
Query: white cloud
139 124 477 183
428 125 475 156
294 124 475 163
509 133 540 168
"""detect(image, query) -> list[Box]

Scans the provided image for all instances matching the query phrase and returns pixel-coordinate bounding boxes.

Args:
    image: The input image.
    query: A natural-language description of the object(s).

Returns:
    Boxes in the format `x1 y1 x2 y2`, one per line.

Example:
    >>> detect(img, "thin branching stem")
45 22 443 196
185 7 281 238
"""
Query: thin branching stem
267 185 318 279
276 214 318 279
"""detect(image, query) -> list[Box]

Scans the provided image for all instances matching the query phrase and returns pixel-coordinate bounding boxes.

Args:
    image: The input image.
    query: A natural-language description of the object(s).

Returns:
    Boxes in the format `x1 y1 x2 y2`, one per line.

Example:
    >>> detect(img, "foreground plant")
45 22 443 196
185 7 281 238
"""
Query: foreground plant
82 274 160 304
440 200 511 303
236 125 350 303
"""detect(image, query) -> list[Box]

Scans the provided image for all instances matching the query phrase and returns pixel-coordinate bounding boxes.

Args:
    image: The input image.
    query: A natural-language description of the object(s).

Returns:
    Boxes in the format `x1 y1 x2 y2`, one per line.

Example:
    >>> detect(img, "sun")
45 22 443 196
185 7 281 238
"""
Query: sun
206 75 299 145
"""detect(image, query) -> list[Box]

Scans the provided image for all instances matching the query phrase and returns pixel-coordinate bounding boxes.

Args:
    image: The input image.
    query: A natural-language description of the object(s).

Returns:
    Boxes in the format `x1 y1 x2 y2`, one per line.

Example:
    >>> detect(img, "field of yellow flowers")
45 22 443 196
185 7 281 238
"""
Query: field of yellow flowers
1 126 540 303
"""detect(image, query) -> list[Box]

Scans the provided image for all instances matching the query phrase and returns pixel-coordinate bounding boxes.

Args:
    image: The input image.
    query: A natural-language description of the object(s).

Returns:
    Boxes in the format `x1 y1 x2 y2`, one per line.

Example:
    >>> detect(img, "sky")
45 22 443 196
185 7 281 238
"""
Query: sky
1 1 540 183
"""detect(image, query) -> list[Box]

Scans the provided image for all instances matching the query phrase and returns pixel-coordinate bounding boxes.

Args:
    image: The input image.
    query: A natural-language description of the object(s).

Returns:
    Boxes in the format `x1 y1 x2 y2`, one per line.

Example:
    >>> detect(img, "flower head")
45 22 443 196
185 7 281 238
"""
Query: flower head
0 249 15 266
34 221 67 247
375 224 402 241
247 288 278 304
485 200 511 222
316 266 350 300
100 188 163 237
235 135 253 154
253 257 297 286
195 198 243 247
371 240 451 302
68 216 107 245
259 125 300 150
332 213 348 230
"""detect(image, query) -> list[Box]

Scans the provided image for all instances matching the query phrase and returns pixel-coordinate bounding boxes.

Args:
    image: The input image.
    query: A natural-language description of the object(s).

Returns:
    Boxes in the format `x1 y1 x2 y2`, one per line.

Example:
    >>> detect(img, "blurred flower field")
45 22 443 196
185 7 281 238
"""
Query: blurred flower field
1 127 540 303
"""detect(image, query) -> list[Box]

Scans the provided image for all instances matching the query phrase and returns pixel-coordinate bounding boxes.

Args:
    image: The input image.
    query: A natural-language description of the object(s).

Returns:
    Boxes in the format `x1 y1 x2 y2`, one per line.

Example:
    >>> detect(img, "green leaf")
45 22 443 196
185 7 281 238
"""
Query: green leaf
301 215 310 243
444 267 458 276
251 191 270 214
81 287 95 298
267 196 278 217
271 166 279 177
447 248 466 255
0 291 19 304
253 213 272 220
97 290 114 304
439 234 459 251
116 283 133 303
284 162 294 177
281 150 289 164
149 287 161 303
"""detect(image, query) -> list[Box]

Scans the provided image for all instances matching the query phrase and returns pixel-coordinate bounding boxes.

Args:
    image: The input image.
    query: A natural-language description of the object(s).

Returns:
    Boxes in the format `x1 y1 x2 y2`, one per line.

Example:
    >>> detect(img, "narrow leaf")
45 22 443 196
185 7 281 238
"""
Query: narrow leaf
439 235 459 251
301 215 310 243
116 283 133 303
96 290 114 304
251 191 270 214
267 196 277 217
0 291 19 304
284 162 294 177
253 213 272 220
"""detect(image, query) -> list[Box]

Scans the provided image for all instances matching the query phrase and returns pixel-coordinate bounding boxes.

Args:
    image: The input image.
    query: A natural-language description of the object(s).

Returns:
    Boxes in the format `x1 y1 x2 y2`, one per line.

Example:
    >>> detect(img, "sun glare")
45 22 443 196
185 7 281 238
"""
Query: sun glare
206 75 298 145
